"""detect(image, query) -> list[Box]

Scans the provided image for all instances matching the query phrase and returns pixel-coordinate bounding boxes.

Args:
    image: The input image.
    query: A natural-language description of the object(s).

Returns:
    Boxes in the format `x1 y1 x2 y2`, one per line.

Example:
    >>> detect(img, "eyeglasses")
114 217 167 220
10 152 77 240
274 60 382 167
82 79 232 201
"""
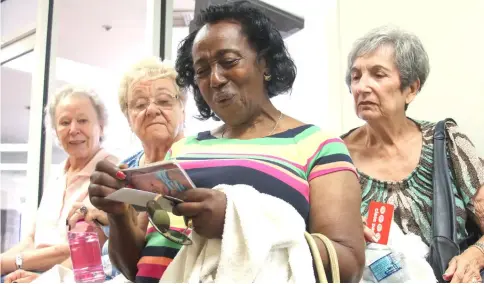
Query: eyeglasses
128 94 180 113
146 195 192 245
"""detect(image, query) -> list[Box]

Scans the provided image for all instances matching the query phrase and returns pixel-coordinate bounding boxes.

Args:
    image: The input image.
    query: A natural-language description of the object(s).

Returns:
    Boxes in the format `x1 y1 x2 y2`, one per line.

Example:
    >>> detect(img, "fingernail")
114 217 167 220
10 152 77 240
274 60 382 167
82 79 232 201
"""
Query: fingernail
116 171 126 180
372 236 379 242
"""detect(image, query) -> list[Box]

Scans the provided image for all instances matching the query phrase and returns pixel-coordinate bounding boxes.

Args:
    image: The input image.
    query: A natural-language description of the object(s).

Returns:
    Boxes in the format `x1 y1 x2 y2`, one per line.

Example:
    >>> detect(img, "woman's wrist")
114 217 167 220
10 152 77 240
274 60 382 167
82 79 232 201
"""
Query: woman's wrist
472 242 484 255
467 242 484 268
0 254 15 274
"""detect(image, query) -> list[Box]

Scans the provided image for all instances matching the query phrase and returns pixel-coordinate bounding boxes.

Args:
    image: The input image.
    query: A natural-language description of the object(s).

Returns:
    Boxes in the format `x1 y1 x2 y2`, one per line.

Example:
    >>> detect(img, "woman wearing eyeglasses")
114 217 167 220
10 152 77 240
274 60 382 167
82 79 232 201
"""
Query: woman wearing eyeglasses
89 2 365 283
88 57 188 282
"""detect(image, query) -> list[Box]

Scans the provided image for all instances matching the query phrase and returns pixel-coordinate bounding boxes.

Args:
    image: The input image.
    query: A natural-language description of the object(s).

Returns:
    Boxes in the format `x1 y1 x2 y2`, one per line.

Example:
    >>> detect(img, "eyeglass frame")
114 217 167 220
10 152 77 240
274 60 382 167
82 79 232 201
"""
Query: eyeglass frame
126 92 182 114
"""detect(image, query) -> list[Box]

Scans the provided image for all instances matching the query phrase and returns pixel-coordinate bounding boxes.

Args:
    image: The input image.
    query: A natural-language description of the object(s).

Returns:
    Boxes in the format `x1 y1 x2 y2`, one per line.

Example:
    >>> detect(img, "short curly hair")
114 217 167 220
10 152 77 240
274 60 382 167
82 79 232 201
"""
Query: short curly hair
175 0 297 120
118 56 186 117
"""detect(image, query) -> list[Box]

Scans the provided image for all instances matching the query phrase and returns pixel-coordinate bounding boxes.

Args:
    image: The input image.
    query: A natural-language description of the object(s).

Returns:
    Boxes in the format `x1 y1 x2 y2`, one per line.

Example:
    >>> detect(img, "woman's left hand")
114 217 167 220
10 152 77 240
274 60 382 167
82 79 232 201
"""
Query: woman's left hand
170 188 227 239
444 247 484 283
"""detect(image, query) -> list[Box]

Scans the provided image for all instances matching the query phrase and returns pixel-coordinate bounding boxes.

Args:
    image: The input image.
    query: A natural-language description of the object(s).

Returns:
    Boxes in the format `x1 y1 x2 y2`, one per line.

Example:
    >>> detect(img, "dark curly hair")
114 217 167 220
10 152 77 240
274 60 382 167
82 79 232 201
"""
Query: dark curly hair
175 0 297 120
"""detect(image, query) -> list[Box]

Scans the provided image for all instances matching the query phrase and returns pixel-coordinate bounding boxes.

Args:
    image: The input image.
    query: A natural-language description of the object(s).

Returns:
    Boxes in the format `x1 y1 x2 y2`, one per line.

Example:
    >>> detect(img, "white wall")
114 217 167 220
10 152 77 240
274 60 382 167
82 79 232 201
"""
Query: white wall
331 0 484 155
263 1 337 131
274 1 330 128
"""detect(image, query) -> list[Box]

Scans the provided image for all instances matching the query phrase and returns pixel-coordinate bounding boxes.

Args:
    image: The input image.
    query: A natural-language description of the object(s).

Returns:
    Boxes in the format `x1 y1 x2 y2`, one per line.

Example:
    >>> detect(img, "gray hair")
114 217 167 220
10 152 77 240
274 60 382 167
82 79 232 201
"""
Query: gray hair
45 84 108 142
118 56 186 117
345 25 430 96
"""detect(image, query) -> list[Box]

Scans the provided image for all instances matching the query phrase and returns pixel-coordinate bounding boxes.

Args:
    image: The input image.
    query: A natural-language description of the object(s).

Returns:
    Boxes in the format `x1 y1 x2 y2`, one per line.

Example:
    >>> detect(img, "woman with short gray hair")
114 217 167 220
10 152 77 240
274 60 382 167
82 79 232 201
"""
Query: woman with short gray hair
88 57 188 283
0 84 118 279
341 25 484 282
344 25 430 110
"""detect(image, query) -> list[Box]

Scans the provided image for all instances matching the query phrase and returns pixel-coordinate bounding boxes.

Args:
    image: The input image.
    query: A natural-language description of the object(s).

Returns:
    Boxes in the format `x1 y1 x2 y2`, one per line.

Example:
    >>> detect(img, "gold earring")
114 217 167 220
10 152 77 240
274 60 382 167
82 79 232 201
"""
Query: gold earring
264 73 272 81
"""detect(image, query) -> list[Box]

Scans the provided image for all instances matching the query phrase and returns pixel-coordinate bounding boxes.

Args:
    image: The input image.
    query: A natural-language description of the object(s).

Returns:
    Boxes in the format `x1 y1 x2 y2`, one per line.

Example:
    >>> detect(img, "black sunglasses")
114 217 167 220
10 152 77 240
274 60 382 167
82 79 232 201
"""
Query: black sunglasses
146 195 192 245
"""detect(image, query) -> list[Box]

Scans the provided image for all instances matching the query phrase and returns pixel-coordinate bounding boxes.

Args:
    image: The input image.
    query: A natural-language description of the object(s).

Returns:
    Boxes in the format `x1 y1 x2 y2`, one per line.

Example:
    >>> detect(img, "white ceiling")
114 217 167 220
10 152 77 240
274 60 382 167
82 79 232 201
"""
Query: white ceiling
54 0 149 71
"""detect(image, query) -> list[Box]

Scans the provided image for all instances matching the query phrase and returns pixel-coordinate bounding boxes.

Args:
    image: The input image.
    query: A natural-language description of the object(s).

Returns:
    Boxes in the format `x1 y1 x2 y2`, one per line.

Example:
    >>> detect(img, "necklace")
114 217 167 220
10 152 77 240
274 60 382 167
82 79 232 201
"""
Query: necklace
221 111 284 138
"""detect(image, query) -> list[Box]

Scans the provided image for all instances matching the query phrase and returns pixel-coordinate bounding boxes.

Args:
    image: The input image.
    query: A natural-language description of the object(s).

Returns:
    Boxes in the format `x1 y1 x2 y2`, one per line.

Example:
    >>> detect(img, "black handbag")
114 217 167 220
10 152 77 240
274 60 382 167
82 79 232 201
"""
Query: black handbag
427 118 460 283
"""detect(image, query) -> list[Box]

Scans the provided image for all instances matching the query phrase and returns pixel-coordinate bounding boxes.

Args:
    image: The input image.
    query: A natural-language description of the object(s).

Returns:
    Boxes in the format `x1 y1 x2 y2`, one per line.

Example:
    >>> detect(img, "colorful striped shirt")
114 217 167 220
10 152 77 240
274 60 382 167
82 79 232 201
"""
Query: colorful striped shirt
135 124 357 282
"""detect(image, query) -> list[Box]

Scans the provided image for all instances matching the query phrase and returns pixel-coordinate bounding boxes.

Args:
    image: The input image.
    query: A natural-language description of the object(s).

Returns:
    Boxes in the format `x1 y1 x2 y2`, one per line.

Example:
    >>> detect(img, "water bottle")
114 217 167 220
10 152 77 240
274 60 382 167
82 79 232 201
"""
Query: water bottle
68 221 105 283
362 243 410 283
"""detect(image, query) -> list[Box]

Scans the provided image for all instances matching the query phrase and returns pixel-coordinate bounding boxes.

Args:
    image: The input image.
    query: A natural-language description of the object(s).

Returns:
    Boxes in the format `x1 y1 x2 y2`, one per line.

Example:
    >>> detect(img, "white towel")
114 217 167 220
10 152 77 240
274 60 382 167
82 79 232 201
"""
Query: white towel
160 184 316 283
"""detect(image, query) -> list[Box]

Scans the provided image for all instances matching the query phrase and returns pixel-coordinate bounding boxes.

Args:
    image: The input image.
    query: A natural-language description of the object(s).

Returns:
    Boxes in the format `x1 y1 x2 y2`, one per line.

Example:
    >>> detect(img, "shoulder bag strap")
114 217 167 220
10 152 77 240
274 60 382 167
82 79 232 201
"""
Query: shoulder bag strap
432 118 458 242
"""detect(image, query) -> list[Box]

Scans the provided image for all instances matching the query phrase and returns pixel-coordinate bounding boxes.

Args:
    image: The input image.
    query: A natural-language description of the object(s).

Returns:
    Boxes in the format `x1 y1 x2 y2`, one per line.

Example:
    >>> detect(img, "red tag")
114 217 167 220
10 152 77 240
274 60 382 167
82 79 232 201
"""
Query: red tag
366 201 394 245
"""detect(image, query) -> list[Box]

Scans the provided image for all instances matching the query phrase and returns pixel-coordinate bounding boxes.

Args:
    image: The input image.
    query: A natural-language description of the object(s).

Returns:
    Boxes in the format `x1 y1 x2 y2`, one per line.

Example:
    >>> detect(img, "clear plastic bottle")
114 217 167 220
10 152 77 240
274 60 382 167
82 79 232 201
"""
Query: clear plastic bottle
68 221 105 283
362 243 410 283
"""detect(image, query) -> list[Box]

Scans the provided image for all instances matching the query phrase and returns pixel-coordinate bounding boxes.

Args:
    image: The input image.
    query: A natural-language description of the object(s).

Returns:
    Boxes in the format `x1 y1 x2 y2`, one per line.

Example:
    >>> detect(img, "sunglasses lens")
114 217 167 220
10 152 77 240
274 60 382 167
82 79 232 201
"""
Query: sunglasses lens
147 200 170 230
164 230 192 245
146 199 161 214
146 200 192 245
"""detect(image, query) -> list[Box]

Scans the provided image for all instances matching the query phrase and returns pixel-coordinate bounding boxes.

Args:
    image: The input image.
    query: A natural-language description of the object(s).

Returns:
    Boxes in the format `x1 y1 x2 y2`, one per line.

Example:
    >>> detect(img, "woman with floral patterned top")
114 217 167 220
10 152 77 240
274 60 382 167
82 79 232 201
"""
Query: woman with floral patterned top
342 25 484 283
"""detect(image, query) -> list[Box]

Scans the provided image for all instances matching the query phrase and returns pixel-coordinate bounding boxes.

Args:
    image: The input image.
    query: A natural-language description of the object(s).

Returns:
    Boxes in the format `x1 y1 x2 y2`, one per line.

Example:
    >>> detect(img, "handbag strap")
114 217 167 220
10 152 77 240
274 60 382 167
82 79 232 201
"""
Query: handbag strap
313 233 340 283
304 231 340 283
432 118 458 242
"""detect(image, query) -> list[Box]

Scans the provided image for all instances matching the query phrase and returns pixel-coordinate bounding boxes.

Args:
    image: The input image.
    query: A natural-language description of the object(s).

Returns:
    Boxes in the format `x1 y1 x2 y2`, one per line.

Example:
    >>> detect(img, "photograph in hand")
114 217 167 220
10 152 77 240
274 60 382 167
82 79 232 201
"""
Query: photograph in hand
122 161 195 195
104 161 194 211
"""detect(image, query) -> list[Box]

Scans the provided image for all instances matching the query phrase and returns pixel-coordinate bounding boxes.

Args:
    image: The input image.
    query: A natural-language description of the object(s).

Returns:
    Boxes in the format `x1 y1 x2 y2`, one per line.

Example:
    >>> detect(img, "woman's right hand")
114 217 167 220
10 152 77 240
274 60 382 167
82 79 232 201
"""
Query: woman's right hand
67 202 109 229
88 160 129 215
363 216 378 243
